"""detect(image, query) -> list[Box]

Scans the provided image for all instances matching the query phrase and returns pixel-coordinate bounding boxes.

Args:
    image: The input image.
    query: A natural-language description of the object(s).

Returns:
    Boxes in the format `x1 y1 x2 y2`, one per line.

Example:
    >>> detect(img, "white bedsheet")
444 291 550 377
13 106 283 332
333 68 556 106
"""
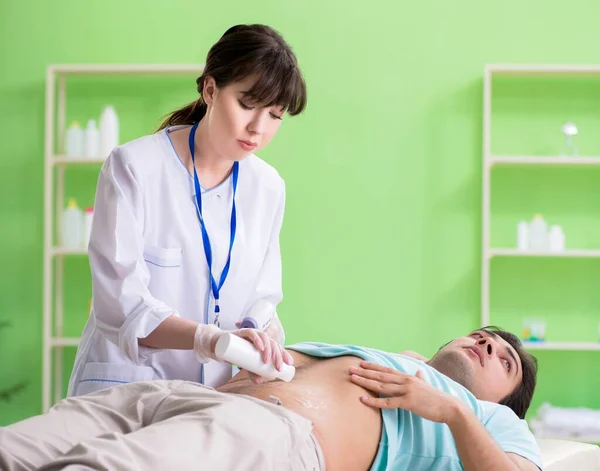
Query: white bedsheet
538 438 600 470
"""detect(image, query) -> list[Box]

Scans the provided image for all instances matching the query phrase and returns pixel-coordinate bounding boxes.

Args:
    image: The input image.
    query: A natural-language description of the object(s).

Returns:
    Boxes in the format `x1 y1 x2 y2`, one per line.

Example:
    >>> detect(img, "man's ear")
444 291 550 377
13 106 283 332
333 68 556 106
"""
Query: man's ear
202 76 217 107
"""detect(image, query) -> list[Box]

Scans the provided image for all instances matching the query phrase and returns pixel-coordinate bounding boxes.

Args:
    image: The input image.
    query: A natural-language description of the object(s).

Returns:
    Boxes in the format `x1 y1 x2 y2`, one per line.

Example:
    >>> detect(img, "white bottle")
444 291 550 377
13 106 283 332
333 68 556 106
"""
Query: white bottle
84 120 100 159
99 105 119 159
61 198 83 248
517 221 529 251
65 122 84 158
215 333 295 382
548 225 565 252
528 214 548 251
82 207 94 248
240 299 275 330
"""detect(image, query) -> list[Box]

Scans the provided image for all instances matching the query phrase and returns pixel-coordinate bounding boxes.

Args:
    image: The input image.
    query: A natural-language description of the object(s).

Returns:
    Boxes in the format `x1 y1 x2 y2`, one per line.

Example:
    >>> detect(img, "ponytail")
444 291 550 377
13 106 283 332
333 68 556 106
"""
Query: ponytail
157 99 207 131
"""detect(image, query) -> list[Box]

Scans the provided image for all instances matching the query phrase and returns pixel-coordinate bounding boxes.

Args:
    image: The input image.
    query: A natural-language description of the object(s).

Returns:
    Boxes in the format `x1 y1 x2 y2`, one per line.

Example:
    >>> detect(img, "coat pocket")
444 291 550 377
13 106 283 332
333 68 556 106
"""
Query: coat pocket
143 245 183 308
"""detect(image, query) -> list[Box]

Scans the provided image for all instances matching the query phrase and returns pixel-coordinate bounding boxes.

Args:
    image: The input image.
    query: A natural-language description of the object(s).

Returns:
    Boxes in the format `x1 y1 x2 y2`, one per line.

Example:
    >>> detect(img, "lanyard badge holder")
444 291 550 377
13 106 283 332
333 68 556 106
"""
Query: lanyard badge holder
189 122 239 327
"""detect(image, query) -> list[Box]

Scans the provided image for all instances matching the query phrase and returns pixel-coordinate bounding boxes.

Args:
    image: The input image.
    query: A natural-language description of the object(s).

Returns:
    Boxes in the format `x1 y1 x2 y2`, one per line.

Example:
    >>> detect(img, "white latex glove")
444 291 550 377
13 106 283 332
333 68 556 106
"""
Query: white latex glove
194 324 293 384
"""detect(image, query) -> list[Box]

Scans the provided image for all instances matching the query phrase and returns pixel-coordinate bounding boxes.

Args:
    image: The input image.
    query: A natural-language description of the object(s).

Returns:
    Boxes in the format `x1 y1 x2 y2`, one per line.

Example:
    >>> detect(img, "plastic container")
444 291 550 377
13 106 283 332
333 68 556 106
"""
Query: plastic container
517 221 529 251
528 214 548 251
561 122 579 157
65 122 84 158
61 198 83 248
83 207 94 247
522 318 546 342
530 319 547 342
99 105 119 158
240 299 275 330
215 333 295 382
548 225 565 252
84 120 100 159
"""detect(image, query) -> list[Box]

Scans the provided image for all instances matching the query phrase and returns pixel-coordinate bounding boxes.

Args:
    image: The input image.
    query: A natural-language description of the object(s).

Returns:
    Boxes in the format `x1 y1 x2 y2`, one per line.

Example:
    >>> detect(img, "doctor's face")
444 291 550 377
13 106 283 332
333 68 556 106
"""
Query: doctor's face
203 76 285 160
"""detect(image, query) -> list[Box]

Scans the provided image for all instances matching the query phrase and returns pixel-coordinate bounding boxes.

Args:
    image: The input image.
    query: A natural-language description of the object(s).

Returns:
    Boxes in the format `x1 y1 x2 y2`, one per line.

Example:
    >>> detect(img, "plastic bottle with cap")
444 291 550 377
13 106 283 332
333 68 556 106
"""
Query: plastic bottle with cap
528 214 548 251
61 198 83 248
99 105 119 158
65 122 84 158
215 333 295 382
548 225 565 252
84 119 100 159
517 221 529 251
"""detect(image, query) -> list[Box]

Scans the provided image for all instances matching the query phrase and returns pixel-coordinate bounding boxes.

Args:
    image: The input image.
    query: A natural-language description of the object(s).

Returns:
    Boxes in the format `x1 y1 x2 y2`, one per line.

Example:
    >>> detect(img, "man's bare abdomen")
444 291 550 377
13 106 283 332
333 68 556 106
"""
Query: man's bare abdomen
217 351 382 471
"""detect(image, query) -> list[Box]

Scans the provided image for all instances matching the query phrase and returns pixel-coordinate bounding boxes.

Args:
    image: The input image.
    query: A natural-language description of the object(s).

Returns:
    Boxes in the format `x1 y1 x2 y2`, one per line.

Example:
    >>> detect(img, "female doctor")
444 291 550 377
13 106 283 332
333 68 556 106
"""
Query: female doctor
67 24 307 396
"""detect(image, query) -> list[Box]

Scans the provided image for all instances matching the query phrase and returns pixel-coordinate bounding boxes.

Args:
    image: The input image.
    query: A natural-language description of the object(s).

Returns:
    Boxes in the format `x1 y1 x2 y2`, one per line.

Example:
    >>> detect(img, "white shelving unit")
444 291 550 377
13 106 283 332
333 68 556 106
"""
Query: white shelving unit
482 64 600 445
43 64 202 412
481 64 600 347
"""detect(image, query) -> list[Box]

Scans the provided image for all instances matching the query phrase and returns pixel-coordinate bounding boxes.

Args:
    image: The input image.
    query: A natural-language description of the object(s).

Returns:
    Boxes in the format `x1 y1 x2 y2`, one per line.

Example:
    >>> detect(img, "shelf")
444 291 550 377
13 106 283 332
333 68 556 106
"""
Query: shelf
49 63 203 76
51 247 88 256
489 248 600 258
51 337 80 347
486 64 600 76
42 63 205 412
523 342 600 351
52 156 106 166
489 156 600 167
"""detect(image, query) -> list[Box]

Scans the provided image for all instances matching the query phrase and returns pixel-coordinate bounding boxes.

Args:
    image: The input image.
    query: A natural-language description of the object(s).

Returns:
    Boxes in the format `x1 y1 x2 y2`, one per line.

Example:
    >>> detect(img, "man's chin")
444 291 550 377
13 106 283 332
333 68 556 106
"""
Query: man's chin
430 350 475 392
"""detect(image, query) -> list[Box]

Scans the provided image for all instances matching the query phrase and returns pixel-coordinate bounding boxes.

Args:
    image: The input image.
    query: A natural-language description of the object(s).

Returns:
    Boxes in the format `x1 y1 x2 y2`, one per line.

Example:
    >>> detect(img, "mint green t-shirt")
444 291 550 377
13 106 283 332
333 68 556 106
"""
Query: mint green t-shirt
287 342 542 471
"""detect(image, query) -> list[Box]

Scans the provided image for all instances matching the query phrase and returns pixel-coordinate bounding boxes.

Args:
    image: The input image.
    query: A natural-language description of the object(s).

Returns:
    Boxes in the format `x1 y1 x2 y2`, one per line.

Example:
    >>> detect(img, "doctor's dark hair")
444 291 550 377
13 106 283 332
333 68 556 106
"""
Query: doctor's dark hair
437 326 538 420
158 24 307 130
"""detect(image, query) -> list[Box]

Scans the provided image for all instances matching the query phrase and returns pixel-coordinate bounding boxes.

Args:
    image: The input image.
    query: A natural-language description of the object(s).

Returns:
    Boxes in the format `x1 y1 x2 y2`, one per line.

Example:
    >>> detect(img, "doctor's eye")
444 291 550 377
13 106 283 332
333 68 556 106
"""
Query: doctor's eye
238 99 255 110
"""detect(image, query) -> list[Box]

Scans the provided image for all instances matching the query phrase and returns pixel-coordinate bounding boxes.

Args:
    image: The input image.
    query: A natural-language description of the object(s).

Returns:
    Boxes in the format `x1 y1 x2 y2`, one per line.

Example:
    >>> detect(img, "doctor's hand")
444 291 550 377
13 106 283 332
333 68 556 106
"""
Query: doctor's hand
349 361 461 424
228 327 294 384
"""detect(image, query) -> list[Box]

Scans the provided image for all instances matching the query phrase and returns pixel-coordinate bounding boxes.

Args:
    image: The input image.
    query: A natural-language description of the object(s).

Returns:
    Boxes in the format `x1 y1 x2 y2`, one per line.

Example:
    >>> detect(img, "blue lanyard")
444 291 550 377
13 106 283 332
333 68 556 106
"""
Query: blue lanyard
188 122 239 327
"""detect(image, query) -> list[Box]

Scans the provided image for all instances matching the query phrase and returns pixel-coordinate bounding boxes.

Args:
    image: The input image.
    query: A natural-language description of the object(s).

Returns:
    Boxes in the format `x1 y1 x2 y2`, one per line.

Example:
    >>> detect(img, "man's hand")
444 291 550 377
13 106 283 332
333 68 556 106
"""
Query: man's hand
349 361 463 424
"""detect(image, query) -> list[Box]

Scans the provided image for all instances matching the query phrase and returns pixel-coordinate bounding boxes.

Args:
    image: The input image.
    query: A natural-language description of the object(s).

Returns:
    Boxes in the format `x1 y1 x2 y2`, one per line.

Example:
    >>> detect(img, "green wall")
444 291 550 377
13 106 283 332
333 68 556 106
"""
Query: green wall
2 0 600 426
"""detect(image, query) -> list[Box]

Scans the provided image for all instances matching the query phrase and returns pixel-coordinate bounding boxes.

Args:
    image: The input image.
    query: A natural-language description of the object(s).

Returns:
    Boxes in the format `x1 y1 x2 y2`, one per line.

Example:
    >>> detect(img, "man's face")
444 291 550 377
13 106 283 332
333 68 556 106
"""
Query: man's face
429 330 523 403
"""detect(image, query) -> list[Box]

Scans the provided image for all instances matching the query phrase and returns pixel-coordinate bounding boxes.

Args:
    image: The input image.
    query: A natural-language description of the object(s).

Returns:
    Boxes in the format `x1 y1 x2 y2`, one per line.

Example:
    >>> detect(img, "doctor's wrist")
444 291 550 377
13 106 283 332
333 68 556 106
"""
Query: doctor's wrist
193 324 223 363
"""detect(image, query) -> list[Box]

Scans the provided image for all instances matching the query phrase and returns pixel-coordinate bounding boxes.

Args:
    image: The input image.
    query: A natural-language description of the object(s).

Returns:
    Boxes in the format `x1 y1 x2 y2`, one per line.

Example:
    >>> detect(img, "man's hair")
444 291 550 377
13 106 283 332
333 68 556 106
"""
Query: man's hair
477 326 538 419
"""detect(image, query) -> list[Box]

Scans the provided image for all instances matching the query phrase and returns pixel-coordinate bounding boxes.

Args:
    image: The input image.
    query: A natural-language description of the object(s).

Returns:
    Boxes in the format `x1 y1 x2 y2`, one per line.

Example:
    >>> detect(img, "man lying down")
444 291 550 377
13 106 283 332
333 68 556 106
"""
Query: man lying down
0 326 541 471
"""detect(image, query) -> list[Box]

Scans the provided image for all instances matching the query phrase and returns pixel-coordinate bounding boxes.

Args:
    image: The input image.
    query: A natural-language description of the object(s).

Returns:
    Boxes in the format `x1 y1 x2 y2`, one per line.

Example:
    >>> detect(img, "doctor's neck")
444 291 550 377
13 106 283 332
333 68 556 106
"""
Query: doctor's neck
189 119 236 190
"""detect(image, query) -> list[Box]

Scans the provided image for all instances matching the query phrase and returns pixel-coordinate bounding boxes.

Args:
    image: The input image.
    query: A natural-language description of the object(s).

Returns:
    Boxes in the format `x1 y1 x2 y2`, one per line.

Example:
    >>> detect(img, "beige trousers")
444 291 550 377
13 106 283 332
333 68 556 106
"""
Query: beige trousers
0 380 325 471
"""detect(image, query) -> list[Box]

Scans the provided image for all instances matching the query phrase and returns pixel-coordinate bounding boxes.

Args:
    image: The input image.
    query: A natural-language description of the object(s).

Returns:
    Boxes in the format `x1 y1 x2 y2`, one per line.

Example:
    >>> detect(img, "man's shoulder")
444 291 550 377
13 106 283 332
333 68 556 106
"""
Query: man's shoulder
478 401 543 468
479 400 525 427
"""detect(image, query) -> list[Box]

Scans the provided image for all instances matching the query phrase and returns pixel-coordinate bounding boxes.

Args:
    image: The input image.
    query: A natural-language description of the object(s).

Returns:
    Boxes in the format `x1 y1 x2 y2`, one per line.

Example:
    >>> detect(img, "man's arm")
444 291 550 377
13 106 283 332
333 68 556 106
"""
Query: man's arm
446 402 539 471
350 362 540 471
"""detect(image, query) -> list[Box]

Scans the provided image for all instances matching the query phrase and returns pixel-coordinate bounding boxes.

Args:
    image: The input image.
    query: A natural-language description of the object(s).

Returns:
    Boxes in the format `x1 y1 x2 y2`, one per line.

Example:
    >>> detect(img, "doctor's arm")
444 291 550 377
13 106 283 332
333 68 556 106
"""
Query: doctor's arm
245 181 287 345
90 150 282 368
89 150 183 362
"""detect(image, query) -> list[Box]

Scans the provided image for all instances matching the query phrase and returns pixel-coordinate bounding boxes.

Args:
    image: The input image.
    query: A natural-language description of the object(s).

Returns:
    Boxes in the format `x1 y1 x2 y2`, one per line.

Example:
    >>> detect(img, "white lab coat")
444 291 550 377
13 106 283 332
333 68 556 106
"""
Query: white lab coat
67 126 286 396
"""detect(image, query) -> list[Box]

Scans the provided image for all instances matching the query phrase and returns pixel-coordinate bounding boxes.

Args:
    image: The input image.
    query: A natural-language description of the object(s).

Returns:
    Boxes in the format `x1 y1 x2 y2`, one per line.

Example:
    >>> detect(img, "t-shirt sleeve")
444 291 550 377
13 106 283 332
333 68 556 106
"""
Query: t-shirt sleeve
484 404 543 470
